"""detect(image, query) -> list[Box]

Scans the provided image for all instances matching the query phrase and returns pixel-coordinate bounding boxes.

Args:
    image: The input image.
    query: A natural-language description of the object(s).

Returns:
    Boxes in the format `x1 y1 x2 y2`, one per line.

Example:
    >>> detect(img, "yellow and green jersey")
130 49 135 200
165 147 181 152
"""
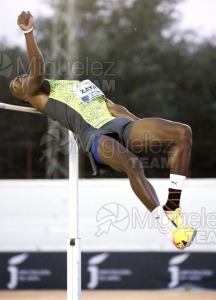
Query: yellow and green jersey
42 78 133 173
48 79 115 128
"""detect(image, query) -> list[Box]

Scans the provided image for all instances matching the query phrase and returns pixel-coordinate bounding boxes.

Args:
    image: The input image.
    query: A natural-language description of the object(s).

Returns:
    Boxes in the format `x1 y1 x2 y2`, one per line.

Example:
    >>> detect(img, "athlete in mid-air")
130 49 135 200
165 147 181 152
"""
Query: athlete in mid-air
10 11 197 250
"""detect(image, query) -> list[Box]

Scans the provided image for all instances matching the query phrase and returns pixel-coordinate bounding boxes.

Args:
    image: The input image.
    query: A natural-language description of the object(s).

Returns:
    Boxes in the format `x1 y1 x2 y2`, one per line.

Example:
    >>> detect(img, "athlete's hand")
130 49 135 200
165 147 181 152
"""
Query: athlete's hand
17 11 33 32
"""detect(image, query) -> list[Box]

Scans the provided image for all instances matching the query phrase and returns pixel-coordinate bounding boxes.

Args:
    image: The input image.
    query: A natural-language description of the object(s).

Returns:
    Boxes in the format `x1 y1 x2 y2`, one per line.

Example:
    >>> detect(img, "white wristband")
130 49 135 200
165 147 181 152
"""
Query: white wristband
23 27 33 34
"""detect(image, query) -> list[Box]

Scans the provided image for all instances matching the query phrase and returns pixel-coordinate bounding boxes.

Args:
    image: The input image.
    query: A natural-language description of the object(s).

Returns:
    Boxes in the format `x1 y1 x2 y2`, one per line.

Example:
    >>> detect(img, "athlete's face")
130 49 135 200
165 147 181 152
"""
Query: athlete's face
9 74 28 102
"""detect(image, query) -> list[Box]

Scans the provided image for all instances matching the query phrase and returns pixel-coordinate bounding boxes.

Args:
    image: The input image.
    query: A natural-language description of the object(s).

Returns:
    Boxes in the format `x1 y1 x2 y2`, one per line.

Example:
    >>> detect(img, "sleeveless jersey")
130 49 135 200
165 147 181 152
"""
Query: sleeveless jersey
48 79 115 128
42 79 133 168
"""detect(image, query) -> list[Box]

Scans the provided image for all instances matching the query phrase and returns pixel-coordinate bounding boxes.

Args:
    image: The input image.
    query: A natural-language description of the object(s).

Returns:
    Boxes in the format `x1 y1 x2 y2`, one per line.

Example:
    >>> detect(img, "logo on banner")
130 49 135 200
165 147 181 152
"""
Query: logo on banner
87 253 132 289
168 253 214 288
6 253 52 290
7 253 29 289
87 253 109 289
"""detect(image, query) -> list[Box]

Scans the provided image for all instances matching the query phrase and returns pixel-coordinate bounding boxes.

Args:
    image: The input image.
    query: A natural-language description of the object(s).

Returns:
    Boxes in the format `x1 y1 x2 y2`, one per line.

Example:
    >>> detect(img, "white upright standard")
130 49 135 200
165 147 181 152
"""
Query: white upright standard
67 131 81 300
0 103 81 299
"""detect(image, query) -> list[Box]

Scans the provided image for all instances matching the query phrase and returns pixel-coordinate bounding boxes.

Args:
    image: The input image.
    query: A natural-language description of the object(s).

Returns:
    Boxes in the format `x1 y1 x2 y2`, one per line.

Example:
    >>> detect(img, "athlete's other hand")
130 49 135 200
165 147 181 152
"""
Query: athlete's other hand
17 11 33 32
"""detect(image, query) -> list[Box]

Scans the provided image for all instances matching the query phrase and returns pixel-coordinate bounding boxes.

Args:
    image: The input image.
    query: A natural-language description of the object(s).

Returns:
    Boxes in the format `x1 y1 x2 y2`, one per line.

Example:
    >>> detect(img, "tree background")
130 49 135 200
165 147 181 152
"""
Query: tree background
0 0 215 179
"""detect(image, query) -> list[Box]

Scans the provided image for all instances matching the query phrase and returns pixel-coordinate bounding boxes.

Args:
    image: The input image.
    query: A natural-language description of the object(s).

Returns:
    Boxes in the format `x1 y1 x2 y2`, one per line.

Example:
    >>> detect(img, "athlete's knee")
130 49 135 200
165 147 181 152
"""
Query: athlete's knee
177 123 192 145
182 124 192 144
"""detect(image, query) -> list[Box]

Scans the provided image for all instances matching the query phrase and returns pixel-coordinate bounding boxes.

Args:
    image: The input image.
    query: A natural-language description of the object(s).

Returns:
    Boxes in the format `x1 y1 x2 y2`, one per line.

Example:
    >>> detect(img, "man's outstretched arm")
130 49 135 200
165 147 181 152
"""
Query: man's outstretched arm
17 11 45 97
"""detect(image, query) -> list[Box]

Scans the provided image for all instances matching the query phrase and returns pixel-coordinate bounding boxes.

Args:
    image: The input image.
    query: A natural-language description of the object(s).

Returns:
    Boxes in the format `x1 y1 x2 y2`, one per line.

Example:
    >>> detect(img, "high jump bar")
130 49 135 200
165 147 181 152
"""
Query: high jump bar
0 102 42 114
0 102 81 300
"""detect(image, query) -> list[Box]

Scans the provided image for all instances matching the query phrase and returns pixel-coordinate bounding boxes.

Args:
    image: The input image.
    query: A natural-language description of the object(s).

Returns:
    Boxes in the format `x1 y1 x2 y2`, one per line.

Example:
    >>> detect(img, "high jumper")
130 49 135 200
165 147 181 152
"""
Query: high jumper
9 11 197 250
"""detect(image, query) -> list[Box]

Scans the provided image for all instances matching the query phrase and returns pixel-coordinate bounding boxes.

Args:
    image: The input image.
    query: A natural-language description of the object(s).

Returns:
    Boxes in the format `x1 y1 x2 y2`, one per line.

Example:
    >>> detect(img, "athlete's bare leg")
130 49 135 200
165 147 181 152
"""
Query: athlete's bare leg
97 134 197 250
127 118 192 176
97 135 160 211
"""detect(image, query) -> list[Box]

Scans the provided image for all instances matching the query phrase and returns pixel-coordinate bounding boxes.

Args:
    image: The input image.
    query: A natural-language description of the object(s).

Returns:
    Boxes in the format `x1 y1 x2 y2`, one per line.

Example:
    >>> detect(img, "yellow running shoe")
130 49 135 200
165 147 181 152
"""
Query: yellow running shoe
171 227 197 250
165 207 184 228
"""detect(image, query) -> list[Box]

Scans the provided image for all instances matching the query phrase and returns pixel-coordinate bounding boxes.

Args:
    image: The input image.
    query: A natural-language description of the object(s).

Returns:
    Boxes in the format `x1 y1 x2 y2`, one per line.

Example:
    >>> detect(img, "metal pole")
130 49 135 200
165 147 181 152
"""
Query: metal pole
67 132 81 300
51 0 79 296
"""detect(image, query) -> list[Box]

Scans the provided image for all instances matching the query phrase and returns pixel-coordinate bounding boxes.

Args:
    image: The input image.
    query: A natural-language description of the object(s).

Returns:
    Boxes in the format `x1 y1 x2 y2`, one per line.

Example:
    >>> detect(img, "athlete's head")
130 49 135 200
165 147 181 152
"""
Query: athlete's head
9 74 29 102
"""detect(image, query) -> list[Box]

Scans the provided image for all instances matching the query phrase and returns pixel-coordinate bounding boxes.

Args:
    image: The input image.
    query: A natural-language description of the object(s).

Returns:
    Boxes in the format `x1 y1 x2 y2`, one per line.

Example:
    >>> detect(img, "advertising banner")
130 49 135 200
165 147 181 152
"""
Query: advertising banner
0 252 215 290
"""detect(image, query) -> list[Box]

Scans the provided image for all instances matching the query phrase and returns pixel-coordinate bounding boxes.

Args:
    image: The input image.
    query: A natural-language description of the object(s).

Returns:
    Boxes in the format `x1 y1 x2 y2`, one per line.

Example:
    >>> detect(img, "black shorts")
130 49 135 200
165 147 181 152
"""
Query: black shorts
95 117 133 146
87 118 134 175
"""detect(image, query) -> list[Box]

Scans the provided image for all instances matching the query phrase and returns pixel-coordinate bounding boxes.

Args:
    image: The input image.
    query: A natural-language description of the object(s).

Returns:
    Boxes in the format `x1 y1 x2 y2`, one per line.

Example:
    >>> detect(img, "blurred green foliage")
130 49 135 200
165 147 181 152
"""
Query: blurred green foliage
0 0 215 178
